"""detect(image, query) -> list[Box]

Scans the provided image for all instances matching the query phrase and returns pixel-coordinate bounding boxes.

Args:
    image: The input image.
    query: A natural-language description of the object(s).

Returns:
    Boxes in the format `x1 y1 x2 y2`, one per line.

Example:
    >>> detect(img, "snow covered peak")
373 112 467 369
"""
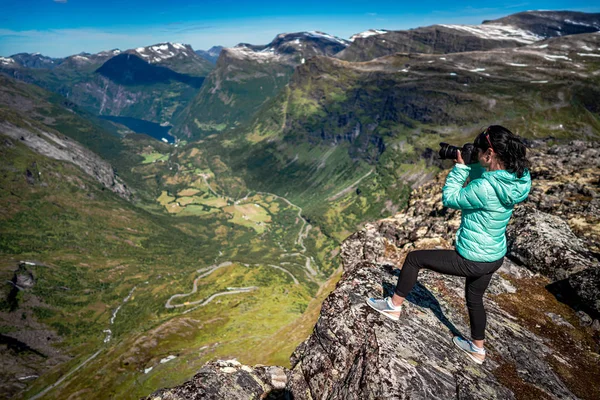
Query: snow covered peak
72 55 91 63
0 56 15 65
132 42 194 63
439 23 544 44
170 42 186 50
349 29 389 41
225 46 282 63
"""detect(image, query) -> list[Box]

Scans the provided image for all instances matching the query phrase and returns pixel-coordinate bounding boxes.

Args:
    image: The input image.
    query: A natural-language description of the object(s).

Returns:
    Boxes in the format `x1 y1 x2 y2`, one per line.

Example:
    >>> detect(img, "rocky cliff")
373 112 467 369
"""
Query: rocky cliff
145 141 600 399
0 122 132 200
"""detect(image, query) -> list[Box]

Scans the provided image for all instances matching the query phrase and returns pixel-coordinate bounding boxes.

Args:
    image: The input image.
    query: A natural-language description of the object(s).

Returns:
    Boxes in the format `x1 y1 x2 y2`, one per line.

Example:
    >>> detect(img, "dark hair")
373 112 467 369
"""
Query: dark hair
474 125 530 178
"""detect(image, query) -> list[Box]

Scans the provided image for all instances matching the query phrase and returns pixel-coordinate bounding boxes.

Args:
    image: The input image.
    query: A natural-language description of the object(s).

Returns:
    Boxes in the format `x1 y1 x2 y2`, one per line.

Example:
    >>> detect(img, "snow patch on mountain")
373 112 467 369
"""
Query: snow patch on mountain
0 57 15 65
439 23 544 44
132 43 192 63
227 46 282 63
73 55 91 62
564 19 599 28
350 29 388 41
305 31 350 46
544 54 572 61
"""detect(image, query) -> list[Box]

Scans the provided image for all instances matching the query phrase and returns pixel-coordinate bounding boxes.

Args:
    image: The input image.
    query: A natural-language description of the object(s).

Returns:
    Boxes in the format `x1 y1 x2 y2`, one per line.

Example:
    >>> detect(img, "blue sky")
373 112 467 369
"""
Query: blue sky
1 0 599 57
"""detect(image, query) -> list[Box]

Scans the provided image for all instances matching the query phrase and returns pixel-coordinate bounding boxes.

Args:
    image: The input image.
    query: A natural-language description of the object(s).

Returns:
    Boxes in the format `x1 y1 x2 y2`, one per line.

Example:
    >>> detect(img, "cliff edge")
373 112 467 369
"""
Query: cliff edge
145 141 600 400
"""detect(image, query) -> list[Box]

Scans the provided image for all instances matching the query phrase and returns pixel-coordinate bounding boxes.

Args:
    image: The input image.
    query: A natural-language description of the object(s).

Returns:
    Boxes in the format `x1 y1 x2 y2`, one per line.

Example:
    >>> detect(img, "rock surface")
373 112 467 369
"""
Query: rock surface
145 141 600 399
506 205 598 280
144 360 292 400
0 122 132 200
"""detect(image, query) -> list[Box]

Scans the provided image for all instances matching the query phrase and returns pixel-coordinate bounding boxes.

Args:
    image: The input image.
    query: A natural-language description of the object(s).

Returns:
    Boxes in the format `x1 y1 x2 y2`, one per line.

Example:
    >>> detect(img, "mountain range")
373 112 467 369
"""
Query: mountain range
1 9 599 400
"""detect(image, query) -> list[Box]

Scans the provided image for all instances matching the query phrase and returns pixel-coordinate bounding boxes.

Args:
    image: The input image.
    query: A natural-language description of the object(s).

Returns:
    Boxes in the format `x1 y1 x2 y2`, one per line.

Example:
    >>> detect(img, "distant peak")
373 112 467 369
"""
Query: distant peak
349 29 389 41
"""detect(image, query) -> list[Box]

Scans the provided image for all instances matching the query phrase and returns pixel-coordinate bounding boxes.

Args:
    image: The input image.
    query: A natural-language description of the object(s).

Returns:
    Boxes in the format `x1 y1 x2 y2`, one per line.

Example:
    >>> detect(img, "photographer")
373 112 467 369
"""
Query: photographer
366 125 531 364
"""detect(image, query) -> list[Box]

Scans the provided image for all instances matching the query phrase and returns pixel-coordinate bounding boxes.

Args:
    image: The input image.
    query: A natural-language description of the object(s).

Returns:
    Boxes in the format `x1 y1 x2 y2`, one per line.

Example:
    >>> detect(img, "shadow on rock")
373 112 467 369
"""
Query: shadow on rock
381 264 465 338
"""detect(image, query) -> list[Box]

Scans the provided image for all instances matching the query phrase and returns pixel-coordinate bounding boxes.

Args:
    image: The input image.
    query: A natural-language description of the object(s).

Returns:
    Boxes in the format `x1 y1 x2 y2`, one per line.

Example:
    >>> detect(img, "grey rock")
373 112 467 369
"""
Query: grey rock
143 359 292 400
545 312 575 328
0 122 132 200
575 311 593 327
288 226 576 400
569 267 600 316
506 205 598 281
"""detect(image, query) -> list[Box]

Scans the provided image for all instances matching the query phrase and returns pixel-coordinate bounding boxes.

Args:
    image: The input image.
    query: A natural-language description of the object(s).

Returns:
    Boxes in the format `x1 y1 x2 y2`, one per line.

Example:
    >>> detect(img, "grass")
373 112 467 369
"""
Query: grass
2 132 340 399
141 152 168 164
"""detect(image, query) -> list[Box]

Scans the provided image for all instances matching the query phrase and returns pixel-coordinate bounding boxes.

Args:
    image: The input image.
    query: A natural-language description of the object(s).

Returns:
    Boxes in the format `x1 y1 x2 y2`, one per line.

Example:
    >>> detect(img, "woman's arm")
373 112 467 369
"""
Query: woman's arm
442 164 490 210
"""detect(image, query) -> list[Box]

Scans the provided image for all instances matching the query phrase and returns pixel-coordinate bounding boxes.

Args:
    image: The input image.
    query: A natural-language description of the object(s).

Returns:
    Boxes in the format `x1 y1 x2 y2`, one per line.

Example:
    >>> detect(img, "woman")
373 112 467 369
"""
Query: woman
366 125 531 364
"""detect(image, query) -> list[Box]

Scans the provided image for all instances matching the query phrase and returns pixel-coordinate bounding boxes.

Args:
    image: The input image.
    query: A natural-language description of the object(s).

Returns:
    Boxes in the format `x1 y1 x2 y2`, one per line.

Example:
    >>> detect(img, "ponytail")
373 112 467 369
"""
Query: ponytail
474 125 530 178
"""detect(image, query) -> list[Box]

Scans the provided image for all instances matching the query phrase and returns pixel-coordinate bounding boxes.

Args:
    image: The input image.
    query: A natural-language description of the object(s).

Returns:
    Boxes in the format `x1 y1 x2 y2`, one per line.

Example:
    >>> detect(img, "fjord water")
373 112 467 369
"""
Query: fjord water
100 115 175 143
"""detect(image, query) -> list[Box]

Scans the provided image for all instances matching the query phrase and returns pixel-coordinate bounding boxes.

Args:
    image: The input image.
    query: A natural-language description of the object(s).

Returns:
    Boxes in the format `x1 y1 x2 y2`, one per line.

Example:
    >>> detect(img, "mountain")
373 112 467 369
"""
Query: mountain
0 74 148 197
173 31 350 139
96 53 204 87
0 43 214 126
488 10 600 37
337 10 600 62
144 141 600 399
127 42 214 76
186 31 600 244
5 53 64 69
196 46 224 64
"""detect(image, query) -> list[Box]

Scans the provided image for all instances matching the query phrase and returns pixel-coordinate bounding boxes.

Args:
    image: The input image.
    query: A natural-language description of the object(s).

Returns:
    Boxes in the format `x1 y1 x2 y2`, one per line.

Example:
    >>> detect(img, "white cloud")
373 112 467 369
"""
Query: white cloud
53 0 68 3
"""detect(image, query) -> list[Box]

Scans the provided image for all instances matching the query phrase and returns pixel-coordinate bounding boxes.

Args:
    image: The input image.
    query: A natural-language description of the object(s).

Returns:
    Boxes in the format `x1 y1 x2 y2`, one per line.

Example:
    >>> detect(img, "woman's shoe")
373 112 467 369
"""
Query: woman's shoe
452 336 486 364
365 297 403 321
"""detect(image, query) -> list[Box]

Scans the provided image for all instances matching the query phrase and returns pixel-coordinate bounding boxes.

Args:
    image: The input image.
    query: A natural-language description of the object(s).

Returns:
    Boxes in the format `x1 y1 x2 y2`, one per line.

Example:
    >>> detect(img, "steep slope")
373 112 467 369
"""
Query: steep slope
173 31 350 139
0 135 216 398
338 10 600 62
0 74 343 400
145 141 600 400
0 74 138 184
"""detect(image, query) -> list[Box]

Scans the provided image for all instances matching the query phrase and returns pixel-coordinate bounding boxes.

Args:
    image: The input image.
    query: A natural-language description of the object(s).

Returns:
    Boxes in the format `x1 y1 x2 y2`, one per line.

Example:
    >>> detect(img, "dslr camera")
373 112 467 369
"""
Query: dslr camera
439 142 478 165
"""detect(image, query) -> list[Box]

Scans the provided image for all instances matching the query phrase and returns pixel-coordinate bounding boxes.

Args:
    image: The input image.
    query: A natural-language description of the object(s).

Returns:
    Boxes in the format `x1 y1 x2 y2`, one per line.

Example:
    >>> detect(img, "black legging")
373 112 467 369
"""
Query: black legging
394 249 504 340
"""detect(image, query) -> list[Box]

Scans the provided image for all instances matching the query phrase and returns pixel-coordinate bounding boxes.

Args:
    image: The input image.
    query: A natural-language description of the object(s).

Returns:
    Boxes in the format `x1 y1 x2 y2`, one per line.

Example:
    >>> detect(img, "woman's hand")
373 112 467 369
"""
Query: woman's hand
455 150 465 165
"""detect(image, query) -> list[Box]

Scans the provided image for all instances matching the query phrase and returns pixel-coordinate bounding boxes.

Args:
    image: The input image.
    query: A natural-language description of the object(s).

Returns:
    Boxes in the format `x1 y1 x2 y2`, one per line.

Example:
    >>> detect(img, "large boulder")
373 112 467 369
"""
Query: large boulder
506 205 598 281
144 360 291 400
568 266 600 316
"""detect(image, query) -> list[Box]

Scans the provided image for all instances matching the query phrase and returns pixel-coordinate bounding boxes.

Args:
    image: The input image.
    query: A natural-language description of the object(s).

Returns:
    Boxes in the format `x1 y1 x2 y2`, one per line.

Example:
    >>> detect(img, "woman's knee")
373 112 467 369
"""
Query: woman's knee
465 289 485 310
404 250 424 268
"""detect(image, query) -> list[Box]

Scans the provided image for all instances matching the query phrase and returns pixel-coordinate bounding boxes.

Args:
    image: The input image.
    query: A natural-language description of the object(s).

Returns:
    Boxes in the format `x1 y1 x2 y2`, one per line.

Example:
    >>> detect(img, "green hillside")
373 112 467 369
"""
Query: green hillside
0 75 338 399
185 33 600 242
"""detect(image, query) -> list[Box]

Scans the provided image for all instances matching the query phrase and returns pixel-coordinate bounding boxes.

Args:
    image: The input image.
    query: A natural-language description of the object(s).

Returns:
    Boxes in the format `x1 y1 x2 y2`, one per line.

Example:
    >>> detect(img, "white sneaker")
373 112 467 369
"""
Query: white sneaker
365 297 403 321
452 336 486 364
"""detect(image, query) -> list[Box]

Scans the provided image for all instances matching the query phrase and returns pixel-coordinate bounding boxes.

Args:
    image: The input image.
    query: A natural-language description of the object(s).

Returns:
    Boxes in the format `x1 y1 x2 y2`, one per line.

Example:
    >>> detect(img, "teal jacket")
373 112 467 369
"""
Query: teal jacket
442 163 531 262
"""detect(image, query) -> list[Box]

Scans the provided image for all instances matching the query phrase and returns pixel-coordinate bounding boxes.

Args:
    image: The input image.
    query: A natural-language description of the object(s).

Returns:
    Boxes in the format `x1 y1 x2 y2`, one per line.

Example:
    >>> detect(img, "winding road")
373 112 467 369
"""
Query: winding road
163 180 319 310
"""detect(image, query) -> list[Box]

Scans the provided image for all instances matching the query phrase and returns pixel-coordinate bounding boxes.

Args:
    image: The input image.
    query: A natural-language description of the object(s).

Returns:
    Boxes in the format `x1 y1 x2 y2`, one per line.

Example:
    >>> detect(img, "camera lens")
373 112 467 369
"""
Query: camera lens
439 143 459 160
